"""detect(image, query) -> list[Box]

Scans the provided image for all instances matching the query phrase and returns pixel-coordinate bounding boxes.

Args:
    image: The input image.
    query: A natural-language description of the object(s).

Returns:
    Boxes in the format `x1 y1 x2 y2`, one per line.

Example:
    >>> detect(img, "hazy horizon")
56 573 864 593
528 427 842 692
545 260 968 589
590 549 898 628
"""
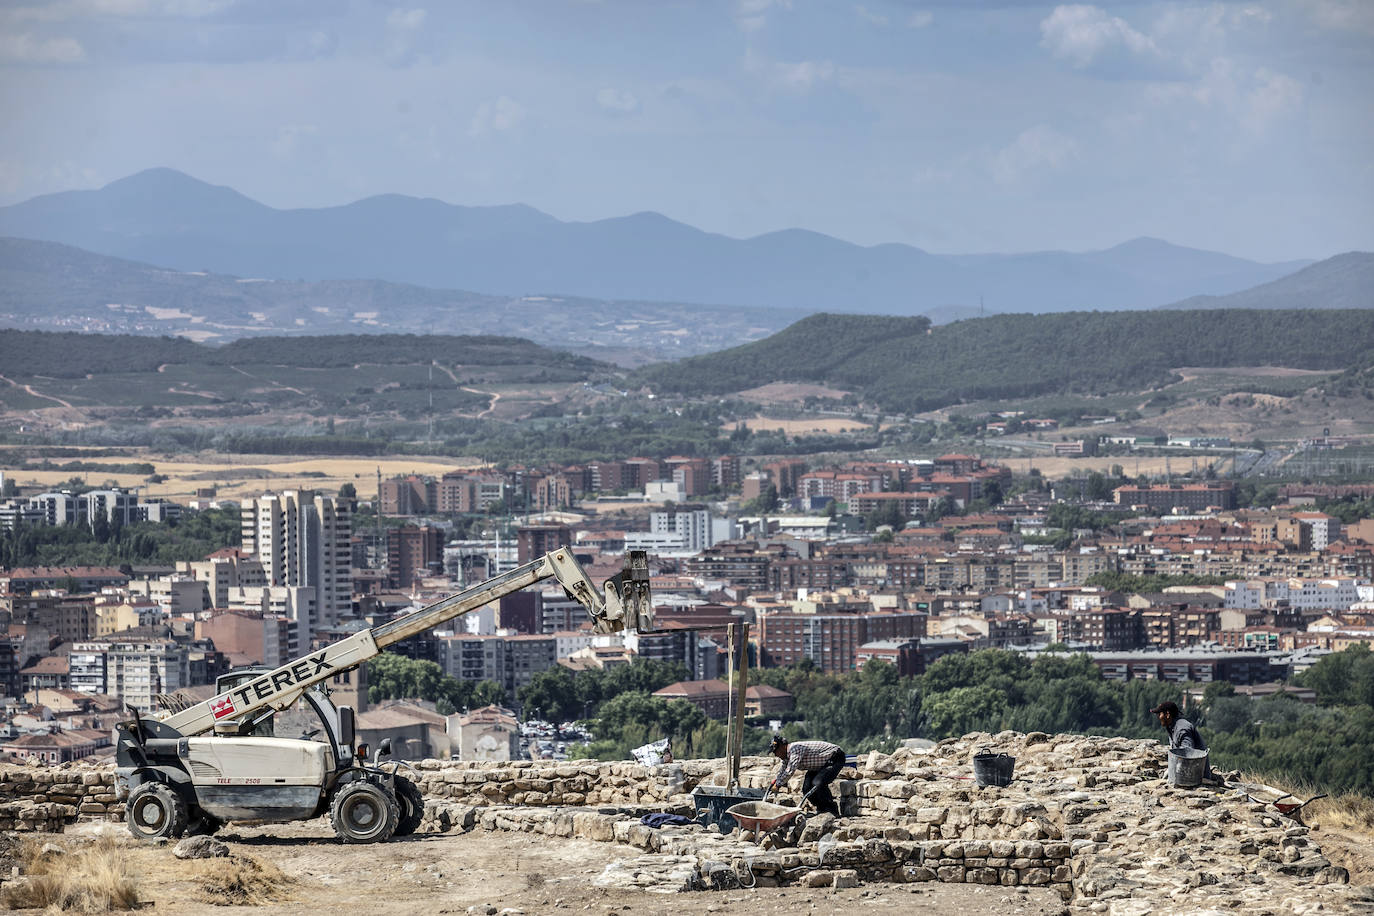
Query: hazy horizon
1 1 1371 263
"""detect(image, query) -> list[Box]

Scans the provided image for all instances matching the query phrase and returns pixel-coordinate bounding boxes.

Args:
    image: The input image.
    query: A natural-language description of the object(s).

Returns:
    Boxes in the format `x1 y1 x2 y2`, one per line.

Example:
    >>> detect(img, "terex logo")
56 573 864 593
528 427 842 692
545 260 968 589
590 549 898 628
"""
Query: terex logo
229 652 333 709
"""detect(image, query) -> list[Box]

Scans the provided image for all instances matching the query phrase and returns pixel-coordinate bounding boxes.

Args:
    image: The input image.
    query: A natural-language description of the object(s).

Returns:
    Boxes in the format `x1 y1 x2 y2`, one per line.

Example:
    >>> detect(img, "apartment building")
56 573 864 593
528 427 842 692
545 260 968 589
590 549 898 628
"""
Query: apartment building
69 638 190 712
1113 482 1236 512
757 610 924 673
240 490 351 644
387 525 444 589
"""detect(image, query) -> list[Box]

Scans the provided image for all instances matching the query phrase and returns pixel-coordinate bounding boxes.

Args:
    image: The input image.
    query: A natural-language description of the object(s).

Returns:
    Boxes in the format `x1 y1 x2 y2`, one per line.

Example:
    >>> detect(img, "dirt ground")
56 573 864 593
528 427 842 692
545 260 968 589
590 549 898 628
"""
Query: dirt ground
41 819 1069 916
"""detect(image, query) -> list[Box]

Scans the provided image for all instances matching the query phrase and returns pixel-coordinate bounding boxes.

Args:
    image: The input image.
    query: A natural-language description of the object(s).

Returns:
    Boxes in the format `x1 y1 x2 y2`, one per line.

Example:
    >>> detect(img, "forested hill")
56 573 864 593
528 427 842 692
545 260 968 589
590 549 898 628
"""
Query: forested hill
636 310 1374 413
0 330 608 379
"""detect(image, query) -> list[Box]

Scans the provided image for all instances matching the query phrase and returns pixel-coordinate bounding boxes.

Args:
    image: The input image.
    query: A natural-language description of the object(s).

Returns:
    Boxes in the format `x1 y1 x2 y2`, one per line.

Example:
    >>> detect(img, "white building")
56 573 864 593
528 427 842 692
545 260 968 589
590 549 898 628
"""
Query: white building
240 490 351 644
69 638 190 712
625 505 715 556
1224 577 1363 612
1291 512 1341 550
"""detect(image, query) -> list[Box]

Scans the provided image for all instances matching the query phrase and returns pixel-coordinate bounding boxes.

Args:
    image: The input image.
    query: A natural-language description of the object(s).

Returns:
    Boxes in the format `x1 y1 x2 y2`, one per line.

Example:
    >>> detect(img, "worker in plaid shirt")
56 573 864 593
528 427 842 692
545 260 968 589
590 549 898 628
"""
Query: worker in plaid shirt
769 736 845 817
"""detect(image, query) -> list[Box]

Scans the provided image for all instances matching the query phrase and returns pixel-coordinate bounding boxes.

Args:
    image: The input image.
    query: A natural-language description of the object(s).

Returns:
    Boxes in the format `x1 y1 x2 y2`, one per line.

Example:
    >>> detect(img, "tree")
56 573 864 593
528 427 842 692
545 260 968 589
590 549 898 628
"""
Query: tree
1298 644 1374 708
922 685 1007 736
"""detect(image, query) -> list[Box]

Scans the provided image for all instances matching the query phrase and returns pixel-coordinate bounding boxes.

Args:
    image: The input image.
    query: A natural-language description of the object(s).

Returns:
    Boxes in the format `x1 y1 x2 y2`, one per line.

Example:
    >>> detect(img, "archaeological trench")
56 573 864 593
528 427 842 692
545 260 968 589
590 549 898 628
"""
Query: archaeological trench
1 731 1370 914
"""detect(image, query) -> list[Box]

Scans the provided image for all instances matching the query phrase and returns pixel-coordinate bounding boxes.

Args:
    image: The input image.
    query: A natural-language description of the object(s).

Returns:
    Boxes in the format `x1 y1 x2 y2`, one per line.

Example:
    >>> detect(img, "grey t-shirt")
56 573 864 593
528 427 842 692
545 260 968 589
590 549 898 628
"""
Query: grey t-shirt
1170 717 1207 752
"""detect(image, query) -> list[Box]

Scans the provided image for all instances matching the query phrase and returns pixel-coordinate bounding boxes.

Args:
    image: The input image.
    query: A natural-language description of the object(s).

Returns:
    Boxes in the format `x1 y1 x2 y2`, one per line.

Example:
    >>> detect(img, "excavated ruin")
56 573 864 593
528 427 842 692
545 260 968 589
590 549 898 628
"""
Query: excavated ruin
3 730 1370 915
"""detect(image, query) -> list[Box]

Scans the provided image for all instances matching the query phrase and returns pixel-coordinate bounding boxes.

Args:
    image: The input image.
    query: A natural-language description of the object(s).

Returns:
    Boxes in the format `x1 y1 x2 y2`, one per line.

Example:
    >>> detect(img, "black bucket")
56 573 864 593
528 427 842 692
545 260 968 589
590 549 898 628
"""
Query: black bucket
972 749 1016 787
691 784 767 831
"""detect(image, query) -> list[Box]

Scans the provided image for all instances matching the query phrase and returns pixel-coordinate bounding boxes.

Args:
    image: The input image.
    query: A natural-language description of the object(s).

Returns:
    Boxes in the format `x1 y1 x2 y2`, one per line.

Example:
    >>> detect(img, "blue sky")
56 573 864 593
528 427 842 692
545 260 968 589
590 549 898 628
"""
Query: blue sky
0 0 1370 261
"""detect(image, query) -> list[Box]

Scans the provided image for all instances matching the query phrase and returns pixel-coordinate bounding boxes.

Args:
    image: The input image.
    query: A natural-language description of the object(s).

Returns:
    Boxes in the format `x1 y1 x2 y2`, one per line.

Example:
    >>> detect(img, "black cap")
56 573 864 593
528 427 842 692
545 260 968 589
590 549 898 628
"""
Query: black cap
1149 702 1180 716
769 734 787 750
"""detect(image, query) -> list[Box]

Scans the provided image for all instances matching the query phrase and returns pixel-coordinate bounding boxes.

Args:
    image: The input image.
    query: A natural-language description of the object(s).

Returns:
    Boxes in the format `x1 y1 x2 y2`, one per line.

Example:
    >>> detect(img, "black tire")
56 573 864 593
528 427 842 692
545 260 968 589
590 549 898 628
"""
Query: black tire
330 780 399 844
185 808 223 836
127 782 188 841
394 775 424 837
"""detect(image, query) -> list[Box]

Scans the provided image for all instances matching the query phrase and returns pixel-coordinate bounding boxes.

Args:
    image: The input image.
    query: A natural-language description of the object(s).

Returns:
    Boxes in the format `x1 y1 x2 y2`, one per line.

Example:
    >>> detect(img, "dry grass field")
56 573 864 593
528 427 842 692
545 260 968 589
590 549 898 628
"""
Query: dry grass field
0 453 484 503
735 382 854 405
727 415 878 434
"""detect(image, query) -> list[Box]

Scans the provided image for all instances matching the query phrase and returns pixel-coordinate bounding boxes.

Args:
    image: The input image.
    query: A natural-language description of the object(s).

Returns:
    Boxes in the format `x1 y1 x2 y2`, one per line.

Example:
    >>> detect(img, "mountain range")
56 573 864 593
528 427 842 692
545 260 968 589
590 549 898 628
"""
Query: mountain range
0 237 792 364
0 168 1326 317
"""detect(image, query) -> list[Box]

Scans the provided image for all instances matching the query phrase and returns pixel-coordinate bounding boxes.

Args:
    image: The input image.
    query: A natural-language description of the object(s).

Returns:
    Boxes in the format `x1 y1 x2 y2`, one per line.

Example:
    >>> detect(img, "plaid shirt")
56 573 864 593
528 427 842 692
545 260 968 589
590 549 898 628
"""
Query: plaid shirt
774 740 843 785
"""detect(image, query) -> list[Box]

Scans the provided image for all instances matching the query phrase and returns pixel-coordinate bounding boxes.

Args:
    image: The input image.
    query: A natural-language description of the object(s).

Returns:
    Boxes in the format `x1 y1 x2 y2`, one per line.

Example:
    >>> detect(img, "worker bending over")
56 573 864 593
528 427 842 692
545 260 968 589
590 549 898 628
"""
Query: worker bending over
769 735 845 817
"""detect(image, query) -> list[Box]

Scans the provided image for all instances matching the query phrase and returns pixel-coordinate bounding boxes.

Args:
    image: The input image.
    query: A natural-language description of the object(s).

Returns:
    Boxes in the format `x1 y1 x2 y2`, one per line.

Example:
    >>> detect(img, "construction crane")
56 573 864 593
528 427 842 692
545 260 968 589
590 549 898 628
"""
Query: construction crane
115 549 652 844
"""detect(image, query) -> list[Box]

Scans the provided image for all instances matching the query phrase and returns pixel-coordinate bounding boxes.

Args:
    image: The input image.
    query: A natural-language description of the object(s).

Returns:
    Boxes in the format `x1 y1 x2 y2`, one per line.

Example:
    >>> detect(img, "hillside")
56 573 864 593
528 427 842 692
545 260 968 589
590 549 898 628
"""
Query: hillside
1166 251 1374 310
636 310 1374 414
0 330 611 426
0 169 1312 316
0 237 790 362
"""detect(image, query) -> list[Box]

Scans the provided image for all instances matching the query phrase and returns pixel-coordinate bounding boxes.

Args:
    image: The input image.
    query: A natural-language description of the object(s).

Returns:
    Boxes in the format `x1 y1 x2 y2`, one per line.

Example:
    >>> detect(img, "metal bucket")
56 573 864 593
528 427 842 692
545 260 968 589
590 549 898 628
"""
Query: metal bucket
1167 748 1209 787
972 749 1016 787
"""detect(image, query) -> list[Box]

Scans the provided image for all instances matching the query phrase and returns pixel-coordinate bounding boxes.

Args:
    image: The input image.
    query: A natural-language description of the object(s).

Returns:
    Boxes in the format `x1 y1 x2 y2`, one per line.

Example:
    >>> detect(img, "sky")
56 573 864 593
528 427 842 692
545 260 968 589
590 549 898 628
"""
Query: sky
0 0 1371 262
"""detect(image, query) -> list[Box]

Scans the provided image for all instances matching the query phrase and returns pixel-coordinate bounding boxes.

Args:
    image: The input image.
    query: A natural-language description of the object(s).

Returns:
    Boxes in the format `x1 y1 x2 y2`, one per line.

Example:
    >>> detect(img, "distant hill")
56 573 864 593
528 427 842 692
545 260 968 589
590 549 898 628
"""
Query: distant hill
0 329 611 427
1165 252 1374 310
0 329 607 380
636 310 1374 414
0 168 1314 316
0 236 792 363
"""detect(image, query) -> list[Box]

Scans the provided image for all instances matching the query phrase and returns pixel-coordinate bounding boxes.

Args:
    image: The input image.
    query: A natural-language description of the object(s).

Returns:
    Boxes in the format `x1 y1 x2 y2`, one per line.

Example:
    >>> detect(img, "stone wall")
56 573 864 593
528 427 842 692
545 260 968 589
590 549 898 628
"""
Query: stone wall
407 758 712 808
0 766 121 833
421 802 1074 896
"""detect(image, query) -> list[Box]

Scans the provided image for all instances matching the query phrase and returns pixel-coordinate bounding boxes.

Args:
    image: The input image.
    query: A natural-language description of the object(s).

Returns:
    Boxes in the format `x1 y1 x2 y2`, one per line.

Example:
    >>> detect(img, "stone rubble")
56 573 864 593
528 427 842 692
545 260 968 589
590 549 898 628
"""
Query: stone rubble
5 731 1372 914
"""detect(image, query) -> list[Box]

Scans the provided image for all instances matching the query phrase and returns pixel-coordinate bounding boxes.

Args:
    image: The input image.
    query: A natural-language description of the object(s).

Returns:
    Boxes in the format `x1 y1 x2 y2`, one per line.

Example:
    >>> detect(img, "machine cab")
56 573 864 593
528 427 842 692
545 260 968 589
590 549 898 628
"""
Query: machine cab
211 667 357 767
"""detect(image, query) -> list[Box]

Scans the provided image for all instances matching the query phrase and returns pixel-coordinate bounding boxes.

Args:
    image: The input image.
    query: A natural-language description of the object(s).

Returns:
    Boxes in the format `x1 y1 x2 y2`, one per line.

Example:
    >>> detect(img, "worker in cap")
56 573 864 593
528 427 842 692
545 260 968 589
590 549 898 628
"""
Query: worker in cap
769 735 845 817
1150 701 1217 782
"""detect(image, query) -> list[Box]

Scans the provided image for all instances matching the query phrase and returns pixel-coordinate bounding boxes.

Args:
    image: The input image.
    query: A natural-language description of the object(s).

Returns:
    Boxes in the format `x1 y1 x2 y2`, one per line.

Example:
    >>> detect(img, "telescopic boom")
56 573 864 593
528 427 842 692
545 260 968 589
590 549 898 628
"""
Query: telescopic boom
158 549 652 738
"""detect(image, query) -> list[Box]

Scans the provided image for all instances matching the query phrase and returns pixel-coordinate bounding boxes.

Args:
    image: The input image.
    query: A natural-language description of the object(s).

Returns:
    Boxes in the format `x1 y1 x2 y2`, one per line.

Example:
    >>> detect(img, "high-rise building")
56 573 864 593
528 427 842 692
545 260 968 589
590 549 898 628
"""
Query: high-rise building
240 490 352 644
387 525 444 589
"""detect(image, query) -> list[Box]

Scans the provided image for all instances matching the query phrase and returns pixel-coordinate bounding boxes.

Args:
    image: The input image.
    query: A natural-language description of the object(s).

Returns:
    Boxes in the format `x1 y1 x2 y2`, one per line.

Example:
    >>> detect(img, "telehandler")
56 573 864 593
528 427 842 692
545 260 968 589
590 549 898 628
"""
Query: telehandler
115 549 652 843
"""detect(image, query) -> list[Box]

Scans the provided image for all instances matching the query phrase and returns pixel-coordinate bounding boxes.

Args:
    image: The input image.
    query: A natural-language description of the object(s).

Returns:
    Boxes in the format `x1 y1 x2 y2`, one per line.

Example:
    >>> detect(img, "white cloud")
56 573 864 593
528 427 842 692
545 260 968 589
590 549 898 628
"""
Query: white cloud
596 88 639 113
991 125 1078 184
0 32 85 63
6 0 235 21
270 124 318 160
386 8 426 31
773 58 835 91
1245 67 1303 130
1144 58 1303 134
1040 4 1158 69
856 5 888 28
383 7 427 66
469 96 526 137
735 0 790 32
1298 0 1374 35
907 10 933 29
743 47 836 92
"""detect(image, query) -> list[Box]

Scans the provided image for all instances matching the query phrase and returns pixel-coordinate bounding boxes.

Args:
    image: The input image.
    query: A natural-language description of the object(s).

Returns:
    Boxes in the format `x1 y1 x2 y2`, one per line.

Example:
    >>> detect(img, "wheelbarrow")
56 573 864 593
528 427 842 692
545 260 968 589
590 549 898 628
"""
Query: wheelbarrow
725 798 807 843
1271 792 1328 825
726 784 823 844
1237 783 1329 826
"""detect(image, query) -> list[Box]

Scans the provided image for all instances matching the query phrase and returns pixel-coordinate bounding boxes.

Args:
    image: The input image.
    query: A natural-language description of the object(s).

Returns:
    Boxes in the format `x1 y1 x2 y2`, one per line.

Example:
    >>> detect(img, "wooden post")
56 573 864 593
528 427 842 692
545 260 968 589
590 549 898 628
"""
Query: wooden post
728 621 750 788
